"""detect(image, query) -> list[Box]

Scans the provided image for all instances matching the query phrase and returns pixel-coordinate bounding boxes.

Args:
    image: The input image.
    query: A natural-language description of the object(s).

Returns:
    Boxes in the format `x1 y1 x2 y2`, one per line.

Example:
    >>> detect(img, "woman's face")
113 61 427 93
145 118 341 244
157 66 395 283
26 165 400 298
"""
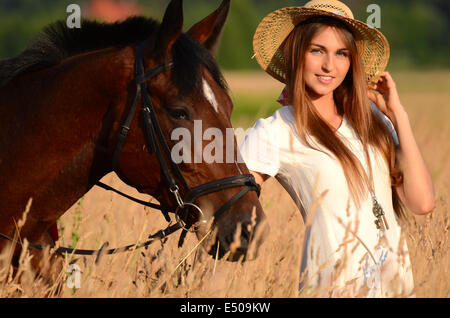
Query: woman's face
303 26 351 99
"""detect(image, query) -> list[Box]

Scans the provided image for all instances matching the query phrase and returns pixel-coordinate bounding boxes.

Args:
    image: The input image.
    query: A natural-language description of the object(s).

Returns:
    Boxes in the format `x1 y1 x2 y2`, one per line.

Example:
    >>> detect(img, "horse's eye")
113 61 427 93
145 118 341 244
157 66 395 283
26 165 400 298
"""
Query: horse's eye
167 108 190 121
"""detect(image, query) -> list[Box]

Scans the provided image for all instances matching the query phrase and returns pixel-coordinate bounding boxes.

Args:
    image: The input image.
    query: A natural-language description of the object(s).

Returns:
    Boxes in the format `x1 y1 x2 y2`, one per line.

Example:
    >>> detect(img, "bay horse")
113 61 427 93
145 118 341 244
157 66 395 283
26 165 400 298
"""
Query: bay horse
0 0 268 275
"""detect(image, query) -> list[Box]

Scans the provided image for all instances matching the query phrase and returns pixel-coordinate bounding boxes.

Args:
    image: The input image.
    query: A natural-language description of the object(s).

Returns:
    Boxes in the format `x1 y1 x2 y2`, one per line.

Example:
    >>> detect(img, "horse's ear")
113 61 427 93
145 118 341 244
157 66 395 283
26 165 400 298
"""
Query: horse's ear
186 0 230 56
156 0 184 59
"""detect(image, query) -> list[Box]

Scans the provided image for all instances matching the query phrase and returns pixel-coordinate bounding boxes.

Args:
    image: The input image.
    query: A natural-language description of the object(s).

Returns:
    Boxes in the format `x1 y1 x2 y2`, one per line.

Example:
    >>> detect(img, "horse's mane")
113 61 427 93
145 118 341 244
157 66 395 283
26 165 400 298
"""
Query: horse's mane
0 17 226 94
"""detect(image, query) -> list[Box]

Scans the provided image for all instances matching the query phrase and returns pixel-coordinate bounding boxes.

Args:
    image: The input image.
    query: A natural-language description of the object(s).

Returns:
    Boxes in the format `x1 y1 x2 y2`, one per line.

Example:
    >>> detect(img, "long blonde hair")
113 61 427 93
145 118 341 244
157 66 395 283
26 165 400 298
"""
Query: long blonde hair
281 17 404 218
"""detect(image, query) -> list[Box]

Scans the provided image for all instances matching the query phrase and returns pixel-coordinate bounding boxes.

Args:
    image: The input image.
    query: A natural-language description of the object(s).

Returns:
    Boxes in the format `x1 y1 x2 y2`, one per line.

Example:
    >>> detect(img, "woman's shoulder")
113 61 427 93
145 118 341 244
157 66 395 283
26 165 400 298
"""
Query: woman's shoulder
256 105 296 132
274 105 296 122
242 106 297 151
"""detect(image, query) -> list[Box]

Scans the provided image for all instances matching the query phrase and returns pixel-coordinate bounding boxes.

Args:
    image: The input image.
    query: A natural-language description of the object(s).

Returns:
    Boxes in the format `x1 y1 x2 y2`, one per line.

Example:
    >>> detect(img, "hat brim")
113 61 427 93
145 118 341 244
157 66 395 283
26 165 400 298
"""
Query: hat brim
253 6 390 86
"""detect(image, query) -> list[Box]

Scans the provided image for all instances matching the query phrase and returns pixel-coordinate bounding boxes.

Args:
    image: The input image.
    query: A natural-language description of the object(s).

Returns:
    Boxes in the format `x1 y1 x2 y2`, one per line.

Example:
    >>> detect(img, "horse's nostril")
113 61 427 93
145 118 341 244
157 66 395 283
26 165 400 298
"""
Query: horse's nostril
241 224 251 242
224 224 252 248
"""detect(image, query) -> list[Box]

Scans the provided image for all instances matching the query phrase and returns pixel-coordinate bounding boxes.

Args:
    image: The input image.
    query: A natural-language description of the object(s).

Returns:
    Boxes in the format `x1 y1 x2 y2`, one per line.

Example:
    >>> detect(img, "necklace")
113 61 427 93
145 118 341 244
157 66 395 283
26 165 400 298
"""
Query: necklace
370 190 389 231
359 144 390 232
336 115 390 232
360 142 389 232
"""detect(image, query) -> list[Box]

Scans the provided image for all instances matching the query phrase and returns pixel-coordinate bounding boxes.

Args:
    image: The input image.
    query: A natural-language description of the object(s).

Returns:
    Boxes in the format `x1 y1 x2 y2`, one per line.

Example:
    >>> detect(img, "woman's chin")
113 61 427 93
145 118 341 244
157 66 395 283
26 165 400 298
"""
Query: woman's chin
307 87 335 99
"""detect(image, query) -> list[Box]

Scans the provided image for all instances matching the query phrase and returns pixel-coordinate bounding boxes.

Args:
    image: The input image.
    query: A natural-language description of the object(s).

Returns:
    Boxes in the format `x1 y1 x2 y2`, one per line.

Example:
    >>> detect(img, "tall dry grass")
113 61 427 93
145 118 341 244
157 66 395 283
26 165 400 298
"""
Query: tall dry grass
0 70 448 298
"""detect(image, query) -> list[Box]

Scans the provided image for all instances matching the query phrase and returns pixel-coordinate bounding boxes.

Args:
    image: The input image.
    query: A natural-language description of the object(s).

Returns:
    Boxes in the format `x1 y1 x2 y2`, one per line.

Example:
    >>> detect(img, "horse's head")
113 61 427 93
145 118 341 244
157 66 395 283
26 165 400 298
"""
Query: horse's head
112 0 268 261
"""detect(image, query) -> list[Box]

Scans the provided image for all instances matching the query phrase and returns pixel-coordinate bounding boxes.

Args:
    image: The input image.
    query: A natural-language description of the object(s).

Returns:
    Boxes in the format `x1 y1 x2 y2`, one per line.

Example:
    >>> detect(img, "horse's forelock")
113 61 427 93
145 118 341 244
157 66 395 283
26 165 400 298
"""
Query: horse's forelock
171 33 227 97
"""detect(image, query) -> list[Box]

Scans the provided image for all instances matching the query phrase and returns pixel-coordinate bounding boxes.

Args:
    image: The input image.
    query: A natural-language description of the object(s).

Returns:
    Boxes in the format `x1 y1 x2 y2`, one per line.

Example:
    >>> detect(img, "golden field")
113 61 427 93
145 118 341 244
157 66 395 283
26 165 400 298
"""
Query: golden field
0 70 449 298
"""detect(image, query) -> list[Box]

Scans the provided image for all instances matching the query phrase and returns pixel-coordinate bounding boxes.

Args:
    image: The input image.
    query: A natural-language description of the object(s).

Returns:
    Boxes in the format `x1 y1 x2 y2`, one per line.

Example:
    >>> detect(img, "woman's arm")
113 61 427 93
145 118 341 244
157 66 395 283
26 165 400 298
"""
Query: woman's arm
392 108 435 214
368 72 435 215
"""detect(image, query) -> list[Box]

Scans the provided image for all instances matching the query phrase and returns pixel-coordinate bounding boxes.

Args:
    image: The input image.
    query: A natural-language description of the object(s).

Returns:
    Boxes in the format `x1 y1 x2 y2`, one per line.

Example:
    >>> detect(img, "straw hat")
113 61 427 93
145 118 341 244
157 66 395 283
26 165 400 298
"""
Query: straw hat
253 0 390 86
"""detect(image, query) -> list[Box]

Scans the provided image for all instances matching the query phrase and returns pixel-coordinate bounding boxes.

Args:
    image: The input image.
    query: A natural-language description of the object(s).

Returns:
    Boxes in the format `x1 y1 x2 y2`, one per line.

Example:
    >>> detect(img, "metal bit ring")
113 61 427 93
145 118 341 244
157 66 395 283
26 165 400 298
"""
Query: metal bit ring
174 202 207 233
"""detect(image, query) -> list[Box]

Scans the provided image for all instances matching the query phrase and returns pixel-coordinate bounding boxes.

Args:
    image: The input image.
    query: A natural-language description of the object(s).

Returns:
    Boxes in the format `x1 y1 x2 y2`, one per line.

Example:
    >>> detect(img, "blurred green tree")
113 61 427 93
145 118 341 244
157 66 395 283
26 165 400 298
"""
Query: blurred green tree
0 0 448 69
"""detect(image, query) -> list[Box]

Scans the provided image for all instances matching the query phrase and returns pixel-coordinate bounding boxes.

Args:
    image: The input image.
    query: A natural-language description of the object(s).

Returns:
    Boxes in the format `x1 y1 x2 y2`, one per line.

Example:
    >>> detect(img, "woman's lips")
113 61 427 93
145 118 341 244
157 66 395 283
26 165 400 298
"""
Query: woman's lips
316 75 334 84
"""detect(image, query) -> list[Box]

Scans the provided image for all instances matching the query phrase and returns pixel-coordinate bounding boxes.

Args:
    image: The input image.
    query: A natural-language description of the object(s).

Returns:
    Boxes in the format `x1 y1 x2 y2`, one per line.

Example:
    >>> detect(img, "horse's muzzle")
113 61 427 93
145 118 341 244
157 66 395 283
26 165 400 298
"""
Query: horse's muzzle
206 217 269 262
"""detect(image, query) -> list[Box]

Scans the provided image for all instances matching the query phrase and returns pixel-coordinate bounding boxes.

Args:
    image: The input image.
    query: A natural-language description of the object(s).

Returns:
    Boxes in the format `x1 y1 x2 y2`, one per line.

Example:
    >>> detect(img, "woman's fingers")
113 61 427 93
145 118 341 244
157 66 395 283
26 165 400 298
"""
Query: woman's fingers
367 89 387 112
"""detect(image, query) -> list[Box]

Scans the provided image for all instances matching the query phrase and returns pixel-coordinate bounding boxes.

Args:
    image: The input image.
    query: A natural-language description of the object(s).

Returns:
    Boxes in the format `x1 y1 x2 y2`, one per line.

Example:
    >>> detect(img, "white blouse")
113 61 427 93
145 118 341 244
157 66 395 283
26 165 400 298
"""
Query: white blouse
240 105 414 297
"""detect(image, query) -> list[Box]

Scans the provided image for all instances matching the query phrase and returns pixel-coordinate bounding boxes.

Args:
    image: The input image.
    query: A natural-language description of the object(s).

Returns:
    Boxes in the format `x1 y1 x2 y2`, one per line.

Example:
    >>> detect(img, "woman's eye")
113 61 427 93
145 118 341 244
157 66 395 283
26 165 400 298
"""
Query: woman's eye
337 51 348 57
311 48 322 54
168 108 190 120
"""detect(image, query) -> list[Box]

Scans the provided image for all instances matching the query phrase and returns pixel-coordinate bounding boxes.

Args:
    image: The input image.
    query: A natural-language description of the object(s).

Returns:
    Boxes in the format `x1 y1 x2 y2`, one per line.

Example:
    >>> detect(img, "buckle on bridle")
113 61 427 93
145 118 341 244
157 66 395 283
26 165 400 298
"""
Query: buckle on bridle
119 125 130 136
170 185 184 208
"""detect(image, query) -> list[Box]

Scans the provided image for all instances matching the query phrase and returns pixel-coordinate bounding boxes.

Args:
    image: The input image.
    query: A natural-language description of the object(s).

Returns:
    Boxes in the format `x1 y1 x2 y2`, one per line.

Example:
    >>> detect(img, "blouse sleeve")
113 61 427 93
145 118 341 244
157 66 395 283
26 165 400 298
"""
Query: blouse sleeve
370 101 400 147
239 117 280 177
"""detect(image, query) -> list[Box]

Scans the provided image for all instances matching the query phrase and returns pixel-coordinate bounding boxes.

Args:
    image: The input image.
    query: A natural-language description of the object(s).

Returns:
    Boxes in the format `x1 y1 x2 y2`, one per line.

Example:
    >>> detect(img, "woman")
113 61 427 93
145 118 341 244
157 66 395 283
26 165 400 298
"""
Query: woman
240 0 435 297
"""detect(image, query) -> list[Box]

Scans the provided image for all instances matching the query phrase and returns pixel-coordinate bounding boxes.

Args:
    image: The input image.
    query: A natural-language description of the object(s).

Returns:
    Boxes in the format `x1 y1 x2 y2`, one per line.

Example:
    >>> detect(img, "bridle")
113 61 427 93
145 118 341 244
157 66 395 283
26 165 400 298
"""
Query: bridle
0 40 260 256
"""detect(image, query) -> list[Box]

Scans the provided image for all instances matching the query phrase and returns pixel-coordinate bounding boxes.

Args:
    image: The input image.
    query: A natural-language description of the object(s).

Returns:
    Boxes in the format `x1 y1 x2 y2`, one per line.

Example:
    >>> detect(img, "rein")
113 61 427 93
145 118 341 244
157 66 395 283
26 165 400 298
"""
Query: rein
0 223 181 258
0 40 260 256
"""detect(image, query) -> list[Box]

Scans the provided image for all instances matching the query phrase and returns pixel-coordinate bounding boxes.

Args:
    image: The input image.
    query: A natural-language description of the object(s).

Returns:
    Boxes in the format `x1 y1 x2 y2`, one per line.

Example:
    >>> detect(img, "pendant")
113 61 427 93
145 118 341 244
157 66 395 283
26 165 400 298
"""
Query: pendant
372 196 389 231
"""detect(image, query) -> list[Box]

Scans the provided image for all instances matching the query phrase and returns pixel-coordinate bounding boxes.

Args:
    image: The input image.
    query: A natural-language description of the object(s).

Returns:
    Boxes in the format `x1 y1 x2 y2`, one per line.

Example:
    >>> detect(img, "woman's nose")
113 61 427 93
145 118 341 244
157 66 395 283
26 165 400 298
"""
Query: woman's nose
321 54 334 72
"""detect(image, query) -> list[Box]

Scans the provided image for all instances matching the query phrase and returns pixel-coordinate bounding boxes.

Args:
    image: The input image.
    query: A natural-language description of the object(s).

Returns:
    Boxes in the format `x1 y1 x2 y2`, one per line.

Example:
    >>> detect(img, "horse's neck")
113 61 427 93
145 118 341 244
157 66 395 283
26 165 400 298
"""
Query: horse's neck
0 47 134 232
